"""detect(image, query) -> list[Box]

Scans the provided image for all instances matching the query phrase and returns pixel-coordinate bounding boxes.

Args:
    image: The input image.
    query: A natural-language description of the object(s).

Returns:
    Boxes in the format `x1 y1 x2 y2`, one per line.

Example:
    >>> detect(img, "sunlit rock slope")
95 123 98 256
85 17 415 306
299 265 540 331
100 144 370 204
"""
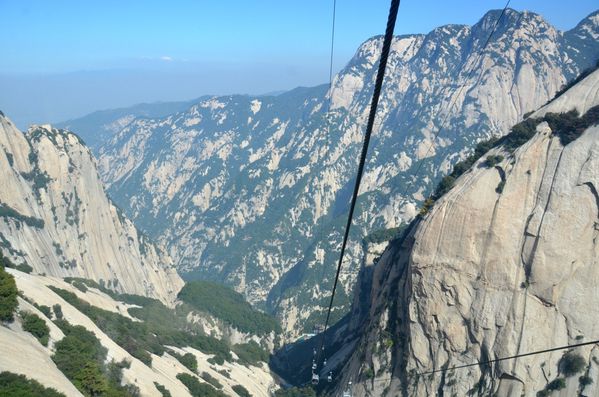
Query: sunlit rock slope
0 114 183 304
320 66 599 397
76 9 599 334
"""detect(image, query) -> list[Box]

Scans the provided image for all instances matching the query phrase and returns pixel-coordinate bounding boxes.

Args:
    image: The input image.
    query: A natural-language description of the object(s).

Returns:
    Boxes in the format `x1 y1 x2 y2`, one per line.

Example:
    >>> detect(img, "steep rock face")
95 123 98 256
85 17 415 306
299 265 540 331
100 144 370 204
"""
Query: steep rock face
0 115 183 304
327 69 599 397
94 9 599 334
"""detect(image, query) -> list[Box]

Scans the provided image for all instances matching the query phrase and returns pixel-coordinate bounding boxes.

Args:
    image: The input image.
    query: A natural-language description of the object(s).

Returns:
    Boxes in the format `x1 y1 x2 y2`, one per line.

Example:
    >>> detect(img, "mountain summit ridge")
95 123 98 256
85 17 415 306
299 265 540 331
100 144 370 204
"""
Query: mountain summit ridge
69 8 599 334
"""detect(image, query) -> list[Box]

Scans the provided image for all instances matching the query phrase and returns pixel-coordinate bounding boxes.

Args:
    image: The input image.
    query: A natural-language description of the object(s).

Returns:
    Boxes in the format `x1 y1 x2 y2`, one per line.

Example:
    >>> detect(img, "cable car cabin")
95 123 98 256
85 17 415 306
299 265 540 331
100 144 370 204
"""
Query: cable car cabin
342 382 352 397
311 373 319 385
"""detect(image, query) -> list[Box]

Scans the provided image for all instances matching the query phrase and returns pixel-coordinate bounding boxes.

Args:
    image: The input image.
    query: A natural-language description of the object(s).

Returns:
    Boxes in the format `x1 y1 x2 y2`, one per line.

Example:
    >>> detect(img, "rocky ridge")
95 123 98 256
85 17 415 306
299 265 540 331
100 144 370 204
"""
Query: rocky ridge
318 67 599 397
80 9 599 334
0 114 183 304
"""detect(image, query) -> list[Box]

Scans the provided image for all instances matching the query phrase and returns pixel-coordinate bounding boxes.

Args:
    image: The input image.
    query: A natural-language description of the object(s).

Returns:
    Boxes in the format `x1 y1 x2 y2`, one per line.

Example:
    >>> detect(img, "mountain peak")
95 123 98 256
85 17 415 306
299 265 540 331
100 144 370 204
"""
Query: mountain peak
313 49 599 397
65 7 599 336
0 116 184 305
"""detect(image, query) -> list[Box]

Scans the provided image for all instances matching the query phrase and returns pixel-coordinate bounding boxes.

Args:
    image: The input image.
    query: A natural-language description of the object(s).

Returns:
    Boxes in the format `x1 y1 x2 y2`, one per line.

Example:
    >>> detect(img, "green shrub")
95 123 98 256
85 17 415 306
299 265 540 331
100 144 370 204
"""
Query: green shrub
363 225 406 244
432 175 456 200
0 251 14 268
170 350 198 373
419 197 435 215
50 286 156 365
233 341 269 366
53 304 63 320
545 105 599 145
499 117 539 151
484 154 504 167
63 277 116 297
579 375 593 386
21 311 50 346
118 293 159 307
15 263 33 274
0 203 44 228
232 384 252 397
52 320 108 381
546 377 566 391
72 280 88 293
105 359 131 385
5 152 14 166
176 373 226 397
52 319 137 396
0 265 18 322
496 180 505 194
178 281 280 335
200 371 223 389
50 286 233 367
218 369 231 379
33 303 52 317
274 387 316 397
0 371 66 397
424 104 599 206
154 382 172 397
560 351 586 376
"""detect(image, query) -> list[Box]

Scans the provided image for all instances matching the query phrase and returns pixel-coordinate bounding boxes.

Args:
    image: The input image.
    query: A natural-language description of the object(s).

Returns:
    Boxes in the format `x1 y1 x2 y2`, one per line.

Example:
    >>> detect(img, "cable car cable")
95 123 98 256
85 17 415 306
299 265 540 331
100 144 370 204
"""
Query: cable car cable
350 339 599 384
418 339 599 376
315 0 401 373
315 0 338 329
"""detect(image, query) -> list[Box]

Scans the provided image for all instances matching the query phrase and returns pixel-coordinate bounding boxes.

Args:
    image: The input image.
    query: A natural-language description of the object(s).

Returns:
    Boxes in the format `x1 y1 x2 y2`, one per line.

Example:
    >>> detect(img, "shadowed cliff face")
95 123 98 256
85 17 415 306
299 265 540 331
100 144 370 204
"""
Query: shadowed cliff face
0 116 183 305
323 69 599 397
76 10 599 334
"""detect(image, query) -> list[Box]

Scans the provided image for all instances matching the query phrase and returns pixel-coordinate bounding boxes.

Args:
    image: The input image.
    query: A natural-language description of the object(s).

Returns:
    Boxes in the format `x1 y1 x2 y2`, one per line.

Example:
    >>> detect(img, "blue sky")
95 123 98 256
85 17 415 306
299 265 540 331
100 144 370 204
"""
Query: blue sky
0 0 597 127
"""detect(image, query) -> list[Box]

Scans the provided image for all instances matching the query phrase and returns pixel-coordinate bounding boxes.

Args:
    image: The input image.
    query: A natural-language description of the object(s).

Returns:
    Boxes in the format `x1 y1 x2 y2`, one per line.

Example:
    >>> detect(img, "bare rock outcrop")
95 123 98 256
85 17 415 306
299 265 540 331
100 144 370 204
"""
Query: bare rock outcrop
0 116 183 304
329 69 599 397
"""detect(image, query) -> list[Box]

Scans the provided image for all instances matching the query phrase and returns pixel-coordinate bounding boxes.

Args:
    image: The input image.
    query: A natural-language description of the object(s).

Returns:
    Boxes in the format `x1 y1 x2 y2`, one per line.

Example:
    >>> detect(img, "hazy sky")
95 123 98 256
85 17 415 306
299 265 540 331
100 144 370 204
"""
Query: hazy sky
1 0 597 128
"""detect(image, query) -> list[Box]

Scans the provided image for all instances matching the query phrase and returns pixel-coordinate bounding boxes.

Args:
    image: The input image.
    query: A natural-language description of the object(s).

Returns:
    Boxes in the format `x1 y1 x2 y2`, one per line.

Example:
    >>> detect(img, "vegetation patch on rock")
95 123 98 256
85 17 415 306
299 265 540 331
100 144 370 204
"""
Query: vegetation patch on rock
178 280 281 335
176 373 226 397
52 319 139 396
0 264 18 322
21 311 50 346
0 372 66 397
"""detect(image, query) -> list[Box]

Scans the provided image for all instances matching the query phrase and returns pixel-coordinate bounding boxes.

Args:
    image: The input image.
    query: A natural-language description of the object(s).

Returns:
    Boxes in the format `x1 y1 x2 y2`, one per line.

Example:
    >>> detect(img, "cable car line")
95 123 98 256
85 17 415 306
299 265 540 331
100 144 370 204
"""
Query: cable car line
351 339 599 386
418 339 599 376
306 0 521 392
315 0 337 316
313 0 401 384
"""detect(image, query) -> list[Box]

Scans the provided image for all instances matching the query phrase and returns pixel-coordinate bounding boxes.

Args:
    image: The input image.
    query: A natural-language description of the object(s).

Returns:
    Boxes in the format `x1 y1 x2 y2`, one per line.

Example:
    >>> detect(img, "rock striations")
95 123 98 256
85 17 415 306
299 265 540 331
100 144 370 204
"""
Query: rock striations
86 9 599 334
0 115 183 304
323 68 599 397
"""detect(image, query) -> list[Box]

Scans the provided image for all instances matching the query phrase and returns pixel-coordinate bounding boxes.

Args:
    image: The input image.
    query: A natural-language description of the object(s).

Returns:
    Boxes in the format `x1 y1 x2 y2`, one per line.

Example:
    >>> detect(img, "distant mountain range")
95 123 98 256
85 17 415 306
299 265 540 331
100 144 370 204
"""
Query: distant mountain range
56 98 208 150
58 9 599 336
